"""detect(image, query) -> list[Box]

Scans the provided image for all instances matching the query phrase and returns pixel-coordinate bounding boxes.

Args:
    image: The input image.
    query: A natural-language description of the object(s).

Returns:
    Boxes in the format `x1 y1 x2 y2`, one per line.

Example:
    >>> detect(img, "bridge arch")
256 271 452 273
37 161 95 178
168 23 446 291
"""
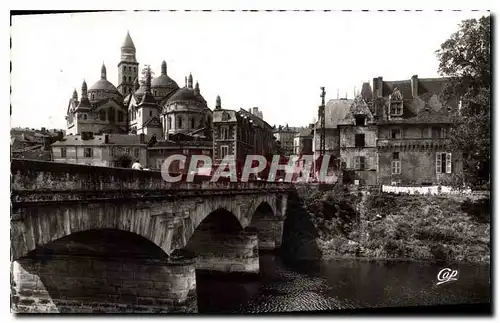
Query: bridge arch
11 203 173 260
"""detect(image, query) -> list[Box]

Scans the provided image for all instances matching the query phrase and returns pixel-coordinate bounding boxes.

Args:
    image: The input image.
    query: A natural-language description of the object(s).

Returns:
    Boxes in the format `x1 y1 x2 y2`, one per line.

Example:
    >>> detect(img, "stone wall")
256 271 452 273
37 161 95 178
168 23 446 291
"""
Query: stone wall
378 150 462 185
11 255 196 313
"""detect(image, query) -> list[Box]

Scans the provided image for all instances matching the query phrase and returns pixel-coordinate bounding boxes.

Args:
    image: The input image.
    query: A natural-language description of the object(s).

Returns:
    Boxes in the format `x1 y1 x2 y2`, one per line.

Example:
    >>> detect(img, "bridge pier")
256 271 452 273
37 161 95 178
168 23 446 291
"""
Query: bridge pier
10 230 198 314
185 230 259 274
248 218 284 251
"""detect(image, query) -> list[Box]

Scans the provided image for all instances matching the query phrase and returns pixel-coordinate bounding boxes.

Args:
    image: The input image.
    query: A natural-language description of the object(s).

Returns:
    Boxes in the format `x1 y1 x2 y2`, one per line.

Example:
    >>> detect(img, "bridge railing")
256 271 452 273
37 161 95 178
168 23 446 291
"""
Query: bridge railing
11 159 294 196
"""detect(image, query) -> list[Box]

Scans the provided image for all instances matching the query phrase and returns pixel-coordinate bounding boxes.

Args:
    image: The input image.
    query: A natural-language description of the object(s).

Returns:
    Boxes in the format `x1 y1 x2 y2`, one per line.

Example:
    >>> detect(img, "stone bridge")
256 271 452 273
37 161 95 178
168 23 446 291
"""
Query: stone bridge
10 159 294 314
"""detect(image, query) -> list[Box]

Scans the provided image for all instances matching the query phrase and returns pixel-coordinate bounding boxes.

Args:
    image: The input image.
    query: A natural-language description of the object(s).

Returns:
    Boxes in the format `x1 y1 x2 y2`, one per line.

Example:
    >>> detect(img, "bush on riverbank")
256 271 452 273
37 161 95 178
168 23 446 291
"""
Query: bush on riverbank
300 188 490 264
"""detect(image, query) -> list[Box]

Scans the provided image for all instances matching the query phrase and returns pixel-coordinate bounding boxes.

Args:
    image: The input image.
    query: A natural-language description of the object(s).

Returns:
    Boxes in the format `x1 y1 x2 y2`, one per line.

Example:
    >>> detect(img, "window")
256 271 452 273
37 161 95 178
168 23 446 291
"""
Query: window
123 66 126 73
392 152 400 160
168 117 172 129
108 107 115 122
83 114 87 120
221 126 229 139
355 134 365 147
391 160 401 174
149 110 153 117
134 147 140 158
177 116 183 128
128 66 131 72
354 156 365 170
220 145 229 158
191 118 195 129
128 76 132 83
129 88 132 94
60 148 66 158
118 110 124 122
390 103 403 116
355 115 366 126
99 110 106 121
125 148 130 155
134 67 137 72
431 127 443 138
84 147 93 158
123 76 126 83
436 152 452 174
391 128 402 139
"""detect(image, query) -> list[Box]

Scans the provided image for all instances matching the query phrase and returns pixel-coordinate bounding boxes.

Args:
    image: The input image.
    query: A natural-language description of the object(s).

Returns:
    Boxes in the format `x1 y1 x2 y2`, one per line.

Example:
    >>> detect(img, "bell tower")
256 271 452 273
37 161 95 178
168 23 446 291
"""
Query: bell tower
117 31 139 96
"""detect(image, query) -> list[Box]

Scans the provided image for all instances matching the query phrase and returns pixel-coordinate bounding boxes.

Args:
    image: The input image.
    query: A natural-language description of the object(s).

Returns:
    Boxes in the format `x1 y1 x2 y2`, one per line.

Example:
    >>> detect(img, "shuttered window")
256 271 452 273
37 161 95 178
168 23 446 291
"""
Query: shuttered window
436 152 452 174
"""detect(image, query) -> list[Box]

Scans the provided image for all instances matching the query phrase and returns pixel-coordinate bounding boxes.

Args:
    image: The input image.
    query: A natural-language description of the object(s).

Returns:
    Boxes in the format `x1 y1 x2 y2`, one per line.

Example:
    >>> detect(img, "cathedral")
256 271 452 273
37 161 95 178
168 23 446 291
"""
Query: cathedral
65 31 213 141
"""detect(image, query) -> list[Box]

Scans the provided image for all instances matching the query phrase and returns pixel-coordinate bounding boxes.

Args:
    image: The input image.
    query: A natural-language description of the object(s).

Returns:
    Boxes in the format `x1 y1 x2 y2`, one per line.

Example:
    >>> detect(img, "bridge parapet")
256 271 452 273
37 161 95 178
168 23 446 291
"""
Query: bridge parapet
11 159 294 204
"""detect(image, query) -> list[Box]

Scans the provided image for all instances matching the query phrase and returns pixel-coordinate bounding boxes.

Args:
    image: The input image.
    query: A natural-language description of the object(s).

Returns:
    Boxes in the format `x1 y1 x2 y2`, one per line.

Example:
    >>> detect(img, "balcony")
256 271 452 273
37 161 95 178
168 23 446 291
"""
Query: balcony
377 138 450 151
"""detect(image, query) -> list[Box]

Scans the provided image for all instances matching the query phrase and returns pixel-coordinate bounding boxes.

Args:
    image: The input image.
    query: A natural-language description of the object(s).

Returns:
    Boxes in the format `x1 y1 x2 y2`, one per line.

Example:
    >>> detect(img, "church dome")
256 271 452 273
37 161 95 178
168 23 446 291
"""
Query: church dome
88 79 121 94
166 87 205 107
151 75 179 90
88 64 122 101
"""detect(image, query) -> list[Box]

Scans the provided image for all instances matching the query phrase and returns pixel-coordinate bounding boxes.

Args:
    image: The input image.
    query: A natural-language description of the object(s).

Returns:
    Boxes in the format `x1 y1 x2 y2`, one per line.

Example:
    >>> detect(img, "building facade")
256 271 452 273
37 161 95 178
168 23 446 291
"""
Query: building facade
313 75 461 186
212 96 276 170
51 133 150 168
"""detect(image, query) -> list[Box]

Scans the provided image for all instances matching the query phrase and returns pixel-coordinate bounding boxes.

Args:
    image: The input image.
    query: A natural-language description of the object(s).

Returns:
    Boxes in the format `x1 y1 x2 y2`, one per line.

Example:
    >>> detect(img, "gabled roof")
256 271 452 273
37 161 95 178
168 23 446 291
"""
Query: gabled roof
338 95 374 126
315 99 353 129
143 116 162 128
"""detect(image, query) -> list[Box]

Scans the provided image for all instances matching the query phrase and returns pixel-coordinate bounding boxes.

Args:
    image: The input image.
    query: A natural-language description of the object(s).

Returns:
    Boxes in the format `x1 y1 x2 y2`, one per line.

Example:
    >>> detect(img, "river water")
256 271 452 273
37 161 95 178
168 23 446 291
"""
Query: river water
196 253 491 313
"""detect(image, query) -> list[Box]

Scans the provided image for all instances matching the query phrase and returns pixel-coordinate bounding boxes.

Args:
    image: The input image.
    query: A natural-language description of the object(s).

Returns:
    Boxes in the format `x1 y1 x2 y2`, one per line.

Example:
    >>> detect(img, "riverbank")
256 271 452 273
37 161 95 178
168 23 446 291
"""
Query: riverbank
298 186 490 265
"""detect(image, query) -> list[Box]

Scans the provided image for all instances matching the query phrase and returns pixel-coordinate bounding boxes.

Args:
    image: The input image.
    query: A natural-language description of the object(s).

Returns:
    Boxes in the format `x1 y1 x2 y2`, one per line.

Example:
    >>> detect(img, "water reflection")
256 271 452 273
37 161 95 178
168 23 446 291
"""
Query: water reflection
196 254 490 313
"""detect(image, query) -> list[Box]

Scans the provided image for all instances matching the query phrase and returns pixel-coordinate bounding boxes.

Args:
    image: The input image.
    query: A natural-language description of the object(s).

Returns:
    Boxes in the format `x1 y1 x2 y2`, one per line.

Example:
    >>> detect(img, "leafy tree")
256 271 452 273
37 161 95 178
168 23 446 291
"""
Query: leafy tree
139 65 155 86
435 15 491 188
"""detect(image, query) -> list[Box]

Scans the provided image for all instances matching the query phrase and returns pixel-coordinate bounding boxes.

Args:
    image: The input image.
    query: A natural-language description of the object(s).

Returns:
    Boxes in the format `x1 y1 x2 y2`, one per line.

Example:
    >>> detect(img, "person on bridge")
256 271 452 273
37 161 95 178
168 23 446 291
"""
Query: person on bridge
131 160 143 170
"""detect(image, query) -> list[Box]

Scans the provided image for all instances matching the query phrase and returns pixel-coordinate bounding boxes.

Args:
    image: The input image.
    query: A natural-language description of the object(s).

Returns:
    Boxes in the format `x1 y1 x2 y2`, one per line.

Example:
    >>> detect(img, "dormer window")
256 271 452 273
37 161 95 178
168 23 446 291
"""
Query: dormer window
389 88 404 116
355 115 366 126
390 103 403 116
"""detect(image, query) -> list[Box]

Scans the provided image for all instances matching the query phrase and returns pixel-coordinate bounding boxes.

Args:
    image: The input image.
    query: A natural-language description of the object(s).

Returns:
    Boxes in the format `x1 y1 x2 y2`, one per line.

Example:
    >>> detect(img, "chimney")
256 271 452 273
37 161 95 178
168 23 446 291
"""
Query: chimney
81 132 93 140
411 75 418 98
41 127 46 132
140 133 145 144
253 107 259 115
43 136 51 150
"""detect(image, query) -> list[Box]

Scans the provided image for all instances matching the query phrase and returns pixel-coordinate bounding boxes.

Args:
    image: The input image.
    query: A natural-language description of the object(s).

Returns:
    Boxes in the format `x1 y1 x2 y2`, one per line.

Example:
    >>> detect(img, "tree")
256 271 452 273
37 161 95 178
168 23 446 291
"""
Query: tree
435 15 491 188
139 65 155 86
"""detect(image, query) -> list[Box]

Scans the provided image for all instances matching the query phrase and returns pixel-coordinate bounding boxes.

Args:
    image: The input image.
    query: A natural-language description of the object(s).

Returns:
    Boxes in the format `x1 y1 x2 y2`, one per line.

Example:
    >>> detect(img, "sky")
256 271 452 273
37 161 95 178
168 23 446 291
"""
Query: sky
10 10 488 130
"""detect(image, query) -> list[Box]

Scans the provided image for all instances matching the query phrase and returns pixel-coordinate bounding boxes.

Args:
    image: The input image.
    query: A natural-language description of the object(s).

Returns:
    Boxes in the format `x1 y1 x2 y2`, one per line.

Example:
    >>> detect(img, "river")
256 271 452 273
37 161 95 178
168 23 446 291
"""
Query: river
196 253 491 313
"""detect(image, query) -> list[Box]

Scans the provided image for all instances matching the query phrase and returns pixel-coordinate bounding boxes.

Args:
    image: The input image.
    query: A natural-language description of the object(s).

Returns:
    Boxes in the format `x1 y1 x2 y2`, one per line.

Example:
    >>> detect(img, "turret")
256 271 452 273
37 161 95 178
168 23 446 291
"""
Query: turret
134 77 140 91
194 81 200 96
161 60 167 75
72 88 78 100
215 95 221 110
188 73 193 89
101 63 107 80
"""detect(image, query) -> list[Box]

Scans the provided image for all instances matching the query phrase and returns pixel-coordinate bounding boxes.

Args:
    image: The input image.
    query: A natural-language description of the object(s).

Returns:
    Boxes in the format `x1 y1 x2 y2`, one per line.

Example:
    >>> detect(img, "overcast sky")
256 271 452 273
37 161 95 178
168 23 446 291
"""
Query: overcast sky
11 10 487 130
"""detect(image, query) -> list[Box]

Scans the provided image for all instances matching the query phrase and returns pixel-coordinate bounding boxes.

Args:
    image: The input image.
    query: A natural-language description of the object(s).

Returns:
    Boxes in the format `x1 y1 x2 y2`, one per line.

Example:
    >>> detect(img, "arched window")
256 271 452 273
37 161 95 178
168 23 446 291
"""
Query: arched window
91 93 95 100
107 106 115 122
122 66 126 73
128 88 132 94
128 66 131 72
191 118 195 129
134 67 137 72
122 76 126 83
168 116 172 129
128 76 132 83
99 109 106 121
177 116 182 128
